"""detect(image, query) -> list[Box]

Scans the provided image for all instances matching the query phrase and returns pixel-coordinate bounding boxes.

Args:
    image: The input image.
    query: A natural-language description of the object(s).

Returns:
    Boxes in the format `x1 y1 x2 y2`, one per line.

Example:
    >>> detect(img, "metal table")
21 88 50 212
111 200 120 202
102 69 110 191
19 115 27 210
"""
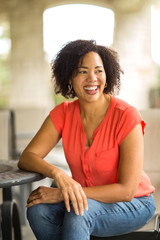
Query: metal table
0 160 45 240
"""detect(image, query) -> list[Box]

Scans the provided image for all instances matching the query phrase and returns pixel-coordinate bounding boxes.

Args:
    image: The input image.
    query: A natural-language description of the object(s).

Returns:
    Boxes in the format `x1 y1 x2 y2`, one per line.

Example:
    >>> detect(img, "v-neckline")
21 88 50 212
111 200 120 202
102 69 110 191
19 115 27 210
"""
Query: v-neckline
76 95 113 149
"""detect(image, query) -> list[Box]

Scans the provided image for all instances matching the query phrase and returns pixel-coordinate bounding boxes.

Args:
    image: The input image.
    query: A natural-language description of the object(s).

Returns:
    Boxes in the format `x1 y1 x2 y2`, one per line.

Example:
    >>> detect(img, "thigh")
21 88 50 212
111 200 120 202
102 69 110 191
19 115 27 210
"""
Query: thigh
27 202 66 225
87 195 155 237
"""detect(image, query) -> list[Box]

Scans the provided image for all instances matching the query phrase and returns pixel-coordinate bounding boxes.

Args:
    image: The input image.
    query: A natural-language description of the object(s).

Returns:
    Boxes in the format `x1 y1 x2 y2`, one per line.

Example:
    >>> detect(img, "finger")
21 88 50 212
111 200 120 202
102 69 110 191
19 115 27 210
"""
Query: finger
62 191 70 213
69 191 80 215
26 199 41 208
73 188 85 215
27 194 38 203
79 188 88 211
73 186 88 215
30 190 38 196
27 196 40 204
27 191 39 203
29 187 40 196
76 195 84 216
27 191 41 204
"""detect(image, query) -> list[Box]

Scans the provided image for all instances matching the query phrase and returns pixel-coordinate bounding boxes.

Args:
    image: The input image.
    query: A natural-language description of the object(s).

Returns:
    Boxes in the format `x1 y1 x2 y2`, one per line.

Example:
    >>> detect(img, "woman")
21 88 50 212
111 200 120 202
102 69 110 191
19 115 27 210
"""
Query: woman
18 40 155 240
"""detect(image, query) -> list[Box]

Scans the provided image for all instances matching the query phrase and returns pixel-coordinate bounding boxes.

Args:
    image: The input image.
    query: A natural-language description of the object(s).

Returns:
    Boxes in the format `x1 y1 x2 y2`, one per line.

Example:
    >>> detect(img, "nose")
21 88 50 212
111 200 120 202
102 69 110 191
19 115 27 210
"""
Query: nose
87 71 97 82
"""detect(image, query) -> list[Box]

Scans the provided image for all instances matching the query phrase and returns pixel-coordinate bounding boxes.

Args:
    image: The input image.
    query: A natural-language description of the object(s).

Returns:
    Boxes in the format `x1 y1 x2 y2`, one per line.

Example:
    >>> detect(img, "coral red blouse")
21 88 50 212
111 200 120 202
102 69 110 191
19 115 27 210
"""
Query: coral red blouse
50 95 155 197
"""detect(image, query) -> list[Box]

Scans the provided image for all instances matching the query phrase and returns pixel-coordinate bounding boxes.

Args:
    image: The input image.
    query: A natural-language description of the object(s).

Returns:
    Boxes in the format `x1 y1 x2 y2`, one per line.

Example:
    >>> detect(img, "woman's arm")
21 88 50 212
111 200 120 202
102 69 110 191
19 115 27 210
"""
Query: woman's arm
83 123 143 203
18 116 61 177
18 115 88 215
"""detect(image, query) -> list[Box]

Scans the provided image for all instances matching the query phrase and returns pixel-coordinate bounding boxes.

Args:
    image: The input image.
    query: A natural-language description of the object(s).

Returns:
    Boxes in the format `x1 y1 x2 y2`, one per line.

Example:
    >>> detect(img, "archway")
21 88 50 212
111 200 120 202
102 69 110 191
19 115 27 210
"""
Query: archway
43 4 114 62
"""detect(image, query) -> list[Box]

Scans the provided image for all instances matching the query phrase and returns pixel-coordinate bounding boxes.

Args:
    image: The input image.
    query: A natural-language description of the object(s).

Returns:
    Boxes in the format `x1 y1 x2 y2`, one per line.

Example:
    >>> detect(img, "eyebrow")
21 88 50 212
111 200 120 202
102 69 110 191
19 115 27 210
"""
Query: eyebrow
78 66 103 69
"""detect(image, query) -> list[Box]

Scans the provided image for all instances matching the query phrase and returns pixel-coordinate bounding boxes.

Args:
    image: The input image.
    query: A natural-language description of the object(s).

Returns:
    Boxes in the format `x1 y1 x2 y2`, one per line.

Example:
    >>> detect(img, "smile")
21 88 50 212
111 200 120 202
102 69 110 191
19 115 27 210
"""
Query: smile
83 86 98 91
83 86 99 95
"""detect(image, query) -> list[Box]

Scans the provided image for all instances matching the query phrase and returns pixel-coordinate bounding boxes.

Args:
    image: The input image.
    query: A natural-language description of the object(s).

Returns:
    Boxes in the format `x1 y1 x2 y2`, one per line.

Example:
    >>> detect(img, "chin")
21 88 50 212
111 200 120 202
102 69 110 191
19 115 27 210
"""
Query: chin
85 95 101 103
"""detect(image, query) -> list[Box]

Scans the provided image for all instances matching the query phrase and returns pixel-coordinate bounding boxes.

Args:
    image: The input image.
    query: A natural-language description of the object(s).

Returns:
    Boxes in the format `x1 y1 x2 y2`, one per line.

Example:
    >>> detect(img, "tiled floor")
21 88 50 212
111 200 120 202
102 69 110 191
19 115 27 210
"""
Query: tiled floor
22 223 36 240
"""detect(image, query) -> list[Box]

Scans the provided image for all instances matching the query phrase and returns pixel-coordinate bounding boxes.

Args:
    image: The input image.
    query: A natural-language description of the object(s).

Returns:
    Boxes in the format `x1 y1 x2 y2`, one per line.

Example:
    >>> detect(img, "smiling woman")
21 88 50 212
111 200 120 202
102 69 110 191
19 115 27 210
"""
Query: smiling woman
70 52 106 103
43 4 115 105
52 40 122 99
19 39 155 240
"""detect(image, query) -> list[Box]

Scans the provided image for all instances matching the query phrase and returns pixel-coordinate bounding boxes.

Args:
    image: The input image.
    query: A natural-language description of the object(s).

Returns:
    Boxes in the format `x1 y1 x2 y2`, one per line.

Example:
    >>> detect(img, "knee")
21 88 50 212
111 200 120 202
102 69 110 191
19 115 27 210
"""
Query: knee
63 199 99 228
62 207 92 239
27 204 48 226
64 204 91 229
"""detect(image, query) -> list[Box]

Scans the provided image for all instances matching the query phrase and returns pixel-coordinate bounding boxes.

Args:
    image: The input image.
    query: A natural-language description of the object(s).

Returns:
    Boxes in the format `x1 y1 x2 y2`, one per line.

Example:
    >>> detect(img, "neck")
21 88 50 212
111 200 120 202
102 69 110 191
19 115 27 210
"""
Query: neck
79 94 110 120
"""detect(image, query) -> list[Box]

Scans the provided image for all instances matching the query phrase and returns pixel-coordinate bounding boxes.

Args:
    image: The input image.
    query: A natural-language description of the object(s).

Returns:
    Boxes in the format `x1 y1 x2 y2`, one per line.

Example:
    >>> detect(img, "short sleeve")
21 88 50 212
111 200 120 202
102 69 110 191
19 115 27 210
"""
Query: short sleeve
116 107 146 146
49 102 65 135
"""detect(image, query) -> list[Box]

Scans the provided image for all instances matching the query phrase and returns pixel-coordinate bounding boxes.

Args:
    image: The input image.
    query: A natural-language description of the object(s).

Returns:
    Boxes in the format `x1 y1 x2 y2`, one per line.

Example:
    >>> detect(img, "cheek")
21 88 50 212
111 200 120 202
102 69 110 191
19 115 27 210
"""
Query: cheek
103 73 107 80
72 81 81 94
72 77 83 88
101 75 106 84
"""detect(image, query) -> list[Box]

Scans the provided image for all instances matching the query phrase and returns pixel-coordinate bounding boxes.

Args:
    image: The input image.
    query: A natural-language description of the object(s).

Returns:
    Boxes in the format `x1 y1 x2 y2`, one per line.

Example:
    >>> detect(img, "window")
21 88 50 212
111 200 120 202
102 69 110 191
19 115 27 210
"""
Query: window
43 4 114 62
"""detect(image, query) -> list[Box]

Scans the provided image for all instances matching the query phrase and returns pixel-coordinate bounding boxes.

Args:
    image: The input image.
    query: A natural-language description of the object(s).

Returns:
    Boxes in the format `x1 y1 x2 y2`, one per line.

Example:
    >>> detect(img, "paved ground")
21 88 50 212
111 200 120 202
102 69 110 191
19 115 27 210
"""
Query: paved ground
22 223 36 240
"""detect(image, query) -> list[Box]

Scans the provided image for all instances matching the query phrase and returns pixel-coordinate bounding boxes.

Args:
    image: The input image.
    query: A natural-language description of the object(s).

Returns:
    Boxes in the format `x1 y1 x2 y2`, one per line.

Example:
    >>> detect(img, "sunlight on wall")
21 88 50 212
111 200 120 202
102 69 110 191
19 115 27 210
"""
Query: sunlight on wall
43 4 114 62
151 5 160 65
0 23 11 107
0 25 11 55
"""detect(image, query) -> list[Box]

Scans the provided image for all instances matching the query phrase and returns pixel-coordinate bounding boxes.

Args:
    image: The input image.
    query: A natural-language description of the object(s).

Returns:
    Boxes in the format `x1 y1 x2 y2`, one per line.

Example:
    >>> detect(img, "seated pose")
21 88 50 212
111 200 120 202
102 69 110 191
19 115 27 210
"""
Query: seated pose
18 40 155 240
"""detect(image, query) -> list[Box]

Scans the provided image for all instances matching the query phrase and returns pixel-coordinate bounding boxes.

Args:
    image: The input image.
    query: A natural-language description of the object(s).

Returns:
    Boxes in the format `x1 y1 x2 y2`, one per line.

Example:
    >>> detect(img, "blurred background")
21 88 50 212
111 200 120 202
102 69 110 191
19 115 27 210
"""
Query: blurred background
0 0 160 152
0 0 160 238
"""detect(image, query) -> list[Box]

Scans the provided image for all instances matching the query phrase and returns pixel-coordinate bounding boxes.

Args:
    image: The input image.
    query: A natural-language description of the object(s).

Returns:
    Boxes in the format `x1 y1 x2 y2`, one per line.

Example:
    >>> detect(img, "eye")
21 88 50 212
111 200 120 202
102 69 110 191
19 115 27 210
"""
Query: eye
79 70 87 74
96 69 103 73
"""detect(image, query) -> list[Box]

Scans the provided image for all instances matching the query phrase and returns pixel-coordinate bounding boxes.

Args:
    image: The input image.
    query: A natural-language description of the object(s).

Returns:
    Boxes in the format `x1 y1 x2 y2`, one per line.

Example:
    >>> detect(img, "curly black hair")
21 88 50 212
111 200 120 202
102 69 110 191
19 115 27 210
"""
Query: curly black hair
51 40 123 98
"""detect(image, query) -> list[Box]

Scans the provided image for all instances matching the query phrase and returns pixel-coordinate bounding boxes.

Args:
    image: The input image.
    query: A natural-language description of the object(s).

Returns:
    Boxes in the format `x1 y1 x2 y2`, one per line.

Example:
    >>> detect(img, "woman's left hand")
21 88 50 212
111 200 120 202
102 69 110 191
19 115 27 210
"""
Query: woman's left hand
26 186 63 208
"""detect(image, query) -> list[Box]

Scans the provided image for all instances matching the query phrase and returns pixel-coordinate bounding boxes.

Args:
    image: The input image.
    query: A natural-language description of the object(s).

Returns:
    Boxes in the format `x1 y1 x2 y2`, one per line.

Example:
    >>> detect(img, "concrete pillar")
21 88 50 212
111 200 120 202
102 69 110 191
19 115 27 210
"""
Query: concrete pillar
8 0 53 109
112 3 156 108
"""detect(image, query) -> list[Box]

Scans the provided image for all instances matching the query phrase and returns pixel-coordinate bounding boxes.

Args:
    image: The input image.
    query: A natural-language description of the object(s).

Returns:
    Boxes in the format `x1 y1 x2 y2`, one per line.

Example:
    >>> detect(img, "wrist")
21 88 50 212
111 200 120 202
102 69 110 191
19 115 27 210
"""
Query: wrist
49 165 61 179
53 188 64 202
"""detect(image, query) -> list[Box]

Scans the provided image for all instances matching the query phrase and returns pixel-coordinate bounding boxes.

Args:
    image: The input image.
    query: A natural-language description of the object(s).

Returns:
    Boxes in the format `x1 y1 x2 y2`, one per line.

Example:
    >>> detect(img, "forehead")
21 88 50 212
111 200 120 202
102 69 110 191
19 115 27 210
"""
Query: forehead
79 51 103 67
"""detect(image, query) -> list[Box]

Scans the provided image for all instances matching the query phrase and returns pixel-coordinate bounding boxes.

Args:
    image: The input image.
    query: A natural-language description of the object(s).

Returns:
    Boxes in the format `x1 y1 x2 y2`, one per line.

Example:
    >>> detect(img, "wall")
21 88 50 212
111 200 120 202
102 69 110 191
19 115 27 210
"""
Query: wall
0 0 157 110
0 0 158 151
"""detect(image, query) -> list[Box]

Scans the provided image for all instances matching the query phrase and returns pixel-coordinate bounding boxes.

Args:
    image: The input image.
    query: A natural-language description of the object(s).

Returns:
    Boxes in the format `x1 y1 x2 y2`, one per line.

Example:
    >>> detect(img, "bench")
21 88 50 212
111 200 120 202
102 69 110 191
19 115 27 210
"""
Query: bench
0 109 30 226
90 109 160 239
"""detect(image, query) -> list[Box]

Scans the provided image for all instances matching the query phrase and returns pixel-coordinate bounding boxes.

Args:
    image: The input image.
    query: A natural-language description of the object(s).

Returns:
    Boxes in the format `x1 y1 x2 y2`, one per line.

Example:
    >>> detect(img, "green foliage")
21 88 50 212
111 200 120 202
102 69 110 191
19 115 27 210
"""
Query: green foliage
0 55 10 107
54 93 76 105
157 66 160 87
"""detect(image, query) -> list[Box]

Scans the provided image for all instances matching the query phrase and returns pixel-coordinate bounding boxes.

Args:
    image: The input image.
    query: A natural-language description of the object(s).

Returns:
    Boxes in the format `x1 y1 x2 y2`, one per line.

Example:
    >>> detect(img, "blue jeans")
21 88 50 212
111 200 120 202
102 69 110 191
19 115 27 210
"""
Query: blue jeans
27 194 155 240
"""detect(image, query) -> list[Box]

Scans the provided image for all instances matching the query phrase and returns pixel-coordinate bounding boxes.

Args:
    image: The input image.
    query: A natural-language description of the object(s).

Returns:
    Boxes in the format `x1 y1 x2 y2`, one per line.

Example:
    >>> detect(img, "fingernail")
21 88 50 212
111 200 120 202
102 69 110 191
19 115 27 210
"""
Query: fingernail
76 211 79 215
80 211 84 216
85 206 88 211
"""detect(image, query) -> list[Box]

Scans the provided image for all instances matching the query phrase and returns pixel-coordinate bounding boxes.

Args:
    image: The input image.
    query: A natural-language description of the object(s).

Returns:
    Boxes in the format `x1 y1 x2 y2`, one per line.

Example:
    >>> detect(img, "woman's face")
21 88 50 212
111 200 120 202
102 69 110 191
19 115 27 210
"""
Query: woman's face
71 51 106 104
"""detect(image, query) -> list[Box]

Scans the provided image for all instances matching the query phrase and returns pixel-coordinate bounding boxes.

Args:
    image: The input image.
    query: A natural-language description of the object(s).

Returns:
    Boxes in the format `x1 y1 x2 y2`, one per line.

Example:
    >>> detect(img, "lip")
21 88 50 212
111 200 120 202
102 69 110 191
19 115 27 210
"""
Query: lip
83 85 99 95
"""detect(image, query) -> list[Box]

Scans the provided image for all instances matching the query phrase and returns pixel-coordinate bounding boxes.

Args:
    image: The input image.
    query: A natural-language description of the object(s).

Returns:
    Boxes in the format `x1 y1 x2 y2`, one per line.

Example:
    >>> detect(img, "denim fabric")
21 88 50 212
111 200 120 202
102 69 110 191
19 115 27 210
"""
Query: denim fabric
27 194 155 240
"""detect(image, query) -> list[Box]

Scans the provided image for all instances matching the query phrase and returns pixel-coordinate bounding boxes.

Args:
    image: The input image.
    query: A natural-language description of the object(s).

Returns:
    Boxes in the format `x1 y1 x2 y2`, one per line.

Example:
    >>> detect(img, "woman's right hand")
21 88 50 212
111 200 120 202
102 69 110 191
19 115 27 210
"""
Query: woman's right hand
18 115 88 215
53 168 88 216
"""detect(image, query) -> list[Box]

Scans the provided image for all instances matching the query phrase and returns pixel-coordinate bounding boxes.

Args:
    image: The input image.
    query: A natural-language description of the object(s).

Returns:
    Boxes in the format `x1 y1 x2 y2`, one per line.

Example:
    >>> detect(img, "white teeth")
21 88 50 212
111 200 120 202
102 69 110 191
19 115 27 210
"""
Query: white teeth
84 86 98 90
